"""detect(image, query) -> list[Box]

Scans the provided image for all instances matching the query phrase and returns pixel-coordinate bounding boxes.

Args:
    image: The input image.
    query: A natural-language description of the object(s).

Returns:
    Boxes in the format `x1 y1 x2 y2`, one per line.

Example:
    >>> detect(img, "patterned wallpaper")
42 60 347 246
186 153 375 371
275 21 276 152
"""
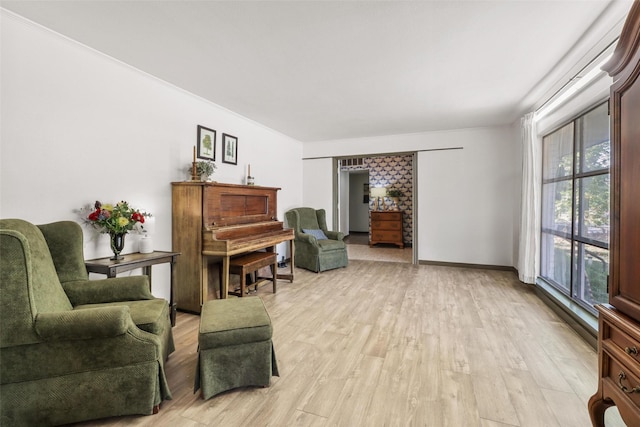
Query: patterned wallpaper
341 154 413 245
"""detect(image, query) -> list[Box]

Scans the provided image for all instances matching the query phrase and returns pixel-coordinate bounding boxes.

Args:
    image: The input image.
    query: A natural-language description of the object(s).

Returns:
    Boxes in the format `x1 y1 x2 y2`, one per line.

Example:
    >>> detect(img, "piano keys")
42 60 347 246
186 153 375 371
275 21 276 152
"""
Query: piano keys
172 182 294 313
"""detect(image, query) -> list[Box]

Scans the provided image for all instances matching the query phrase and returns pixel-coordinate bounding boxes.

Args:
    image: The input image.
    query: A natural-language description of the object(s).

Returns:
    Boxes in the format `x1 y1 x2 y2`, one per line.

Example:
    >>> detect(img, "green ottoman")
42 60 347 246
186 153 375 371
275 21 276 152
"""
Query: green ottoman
194 297 279 400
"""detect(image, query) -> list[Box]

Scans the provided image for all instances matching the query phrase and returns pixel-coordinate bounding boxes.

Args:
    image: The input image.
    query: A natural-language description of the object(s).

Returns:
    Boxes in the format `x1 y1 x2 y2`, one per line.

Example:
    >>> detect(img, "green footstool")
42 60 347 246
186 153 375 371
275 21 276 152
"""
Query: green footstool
194 297 279 400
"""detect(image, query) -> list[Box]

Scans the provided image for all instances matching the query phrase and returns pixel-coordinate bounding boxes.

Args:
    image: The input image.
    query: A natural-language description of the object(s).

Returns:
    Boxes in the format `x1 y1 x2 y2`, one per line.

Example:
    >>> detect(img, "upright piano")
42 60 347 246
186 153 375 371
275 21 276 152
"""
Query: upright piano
172 182 294 313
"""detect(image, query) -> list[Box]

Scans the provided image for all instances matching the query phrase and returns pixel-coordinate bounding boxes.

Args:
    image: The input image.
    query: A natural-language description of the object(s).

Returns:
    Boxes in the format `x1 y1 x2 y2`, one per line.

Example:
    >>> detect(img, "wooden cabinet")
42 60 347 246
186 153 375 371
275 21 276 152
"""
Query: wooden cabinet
589 3 640 426
370 211 404 249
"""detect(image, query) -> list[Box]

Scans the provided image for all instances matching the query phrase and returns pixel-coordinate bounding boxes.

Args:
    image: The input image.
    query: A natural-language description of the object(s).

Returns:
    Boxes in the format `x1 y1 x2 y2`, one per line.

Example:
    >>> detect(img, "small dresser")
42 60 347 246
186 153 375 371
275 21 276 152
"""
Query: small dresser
370 211 404 249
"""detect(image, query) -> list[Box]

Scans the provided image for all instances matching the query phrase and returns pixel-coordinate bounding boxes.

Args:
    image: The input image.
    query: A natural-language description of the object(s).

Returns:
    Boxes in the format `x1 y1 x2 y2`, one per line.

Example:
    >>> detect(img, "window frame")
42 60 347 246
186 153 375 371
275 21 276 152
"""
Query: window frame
539 100 610 314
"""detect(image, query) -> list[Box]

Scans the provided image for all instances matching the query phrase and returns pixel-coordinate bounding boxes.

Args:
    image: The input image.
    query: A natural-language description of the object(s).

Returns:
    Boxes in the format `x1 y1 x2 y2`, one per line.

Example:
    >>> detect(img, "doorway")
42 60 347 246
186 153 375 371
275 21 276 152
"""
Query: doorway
336 154 415 264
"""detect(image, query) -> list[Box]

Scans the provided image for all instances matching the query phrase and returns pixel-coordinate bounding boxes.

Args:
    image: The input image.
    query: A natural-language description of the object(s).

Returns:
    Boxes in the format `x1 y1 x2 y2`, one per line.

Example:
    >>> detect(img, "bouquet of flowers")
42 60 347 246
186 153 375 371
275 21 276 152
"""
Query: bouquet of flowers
85 200 148 235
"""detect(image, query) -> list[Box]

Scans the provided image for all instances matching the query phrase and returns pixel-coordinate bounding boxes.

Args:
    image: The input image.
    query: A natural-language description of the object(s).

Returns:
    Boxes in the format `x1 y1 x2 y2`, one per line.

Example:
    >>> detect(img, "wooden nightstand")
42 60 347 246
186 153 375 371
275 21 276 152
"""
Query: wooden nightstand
370 211 404 249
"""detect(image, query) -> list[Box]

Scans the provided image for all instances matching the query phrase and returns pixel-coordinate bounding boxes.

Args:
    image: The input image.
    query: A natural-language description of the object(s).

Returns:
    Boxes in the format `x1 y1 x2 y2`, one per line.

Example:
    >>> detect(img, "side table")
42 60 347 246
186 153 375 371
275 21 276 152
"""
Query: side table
85 251 180 326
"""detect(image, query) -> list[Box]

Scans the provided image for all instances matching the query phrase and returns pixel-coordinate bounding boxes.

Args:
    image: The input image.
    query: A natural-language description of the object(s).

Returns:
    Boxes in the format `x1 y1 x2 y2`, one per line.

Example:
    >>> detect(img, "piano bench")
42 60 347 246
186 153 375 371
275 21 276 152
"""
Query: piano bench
226 251 278 297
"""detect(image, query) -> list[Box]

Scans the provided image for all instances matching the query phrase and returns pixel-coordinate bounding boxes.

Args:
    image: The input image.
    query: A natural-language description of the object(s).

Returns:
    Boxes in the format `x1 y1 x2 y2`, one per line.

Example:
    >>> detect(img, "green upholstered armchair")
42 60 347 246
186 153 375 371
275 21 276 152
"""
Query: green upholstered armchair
0 219 174 426
285 207 348 273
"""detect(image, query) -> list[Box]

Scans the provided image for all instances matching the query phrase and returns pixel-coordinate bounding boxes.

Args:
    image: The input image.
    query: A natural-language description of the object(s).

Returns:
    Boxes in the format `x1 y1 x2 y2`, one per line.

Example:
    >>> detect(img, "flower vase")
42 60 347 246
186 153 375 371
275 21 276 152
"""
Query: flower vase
392 197 400 211
109 232 126 260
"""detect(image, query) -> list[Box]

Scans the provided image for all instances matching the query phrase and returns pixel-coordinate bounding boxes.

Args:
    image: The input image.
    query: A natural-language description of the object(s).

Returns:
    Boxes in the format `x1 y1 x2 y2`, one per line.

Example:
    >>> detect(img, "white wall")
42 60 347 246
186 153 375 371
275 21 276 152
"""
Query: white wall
300 158 334 222
348 172 369 232
339 169 350 234
511 120 523 268
0 11 303 300
304 126 518 267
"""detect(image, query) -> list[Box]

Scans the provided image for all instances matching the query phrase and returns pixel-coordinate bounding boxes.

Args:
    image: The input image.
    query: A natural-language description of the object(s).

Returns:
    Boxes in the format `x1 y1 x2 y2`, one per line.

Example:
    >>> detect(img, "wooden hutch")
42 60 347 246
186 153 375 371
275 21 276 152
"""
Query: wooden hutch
588 2 640 425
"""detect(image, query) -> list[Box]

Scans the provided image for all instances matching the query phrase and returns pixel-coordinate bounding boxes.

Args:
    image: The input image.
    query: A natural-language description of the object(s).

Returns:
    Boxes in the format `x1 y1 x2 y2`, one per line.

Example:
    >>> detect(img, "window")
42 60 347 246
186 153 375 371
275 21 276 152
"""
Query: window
540 102 610 313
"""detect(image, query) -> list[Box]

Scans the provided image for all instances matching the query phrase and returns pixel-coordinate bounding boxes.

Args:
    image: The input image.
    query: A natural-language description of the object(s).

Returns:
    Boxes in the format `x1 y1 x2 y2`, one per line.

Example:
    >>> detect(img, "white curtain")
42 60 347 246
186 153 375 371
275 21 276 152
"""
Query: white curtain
517 112 541 283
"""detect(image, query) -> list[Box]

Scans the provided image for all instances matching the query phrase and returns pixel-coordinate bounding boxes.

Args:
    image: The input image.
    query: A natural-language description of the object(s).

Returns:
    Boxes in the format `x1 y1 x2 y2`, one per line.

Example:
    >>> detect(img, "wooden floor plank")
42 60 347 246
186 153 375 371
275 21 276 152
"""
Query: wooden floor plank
543 388 593 427
472 374 520 426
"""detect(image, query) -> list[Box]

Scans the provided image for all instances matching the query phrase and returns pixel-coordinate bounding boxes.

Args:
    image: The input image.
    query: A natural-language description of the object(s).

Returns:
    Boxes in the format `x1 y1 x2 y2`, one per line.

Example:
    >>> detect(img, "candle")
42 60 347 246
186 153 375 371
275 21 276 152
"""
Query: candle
193 146 196 163
248 164 251 176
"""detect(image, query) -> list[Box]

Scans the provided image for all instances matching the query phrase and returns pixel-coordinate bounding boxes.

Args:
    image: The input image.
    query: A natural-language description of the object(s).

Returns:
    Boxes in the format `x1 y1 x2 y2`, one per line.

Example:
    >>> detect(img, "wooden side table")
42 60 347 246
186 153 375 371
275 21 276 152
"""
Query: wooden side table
85 251 180 326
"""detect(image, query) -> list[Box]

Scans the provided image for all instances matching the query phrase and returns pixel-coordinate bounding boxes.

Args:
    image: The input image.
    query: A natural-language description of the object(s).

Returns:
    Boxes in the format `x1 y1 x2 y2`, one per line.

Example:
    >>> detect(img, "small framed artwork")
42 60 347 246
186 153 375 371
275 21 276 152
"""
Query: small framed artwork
222 133 238 165
197 125 216 160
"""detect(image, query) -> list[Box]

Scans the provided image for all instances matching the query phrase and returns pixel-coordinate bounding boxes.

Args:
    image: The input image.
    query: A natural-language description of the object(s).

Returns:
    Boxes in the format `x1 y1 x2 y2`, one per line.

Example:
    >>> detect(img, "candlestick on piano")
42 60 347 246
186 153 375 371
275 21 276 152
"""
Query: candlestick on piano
191 146 198 181
247 164 255 185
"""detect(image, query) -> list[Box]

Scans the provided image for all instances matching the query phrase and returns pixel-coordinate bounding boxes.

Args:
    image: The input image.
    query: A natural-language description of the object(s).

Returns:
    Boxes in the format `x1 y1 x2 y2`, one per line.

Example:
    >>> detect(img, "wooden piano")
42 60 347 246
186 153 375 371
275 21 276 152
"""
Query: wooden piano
172 182 294 313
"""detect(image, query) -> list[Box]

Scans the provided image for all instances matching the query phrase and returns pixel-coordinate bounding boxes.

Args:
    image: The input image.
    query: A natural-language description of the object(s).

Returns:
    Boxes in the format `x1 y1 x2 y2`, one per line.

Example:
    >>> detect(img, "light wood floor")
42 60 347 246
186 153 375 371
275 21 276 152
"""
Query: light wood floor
345 232 413 263
70 261 625 426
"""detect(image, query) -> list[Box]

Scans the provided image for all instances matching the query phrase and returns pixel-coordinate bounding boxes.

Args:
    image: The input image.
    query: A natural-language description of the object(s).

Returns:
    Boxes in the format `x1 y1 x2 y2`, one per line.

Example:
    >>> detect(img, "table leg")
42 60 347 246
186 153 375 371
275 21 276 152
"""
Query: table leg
143 266 153 292
169 259 177 326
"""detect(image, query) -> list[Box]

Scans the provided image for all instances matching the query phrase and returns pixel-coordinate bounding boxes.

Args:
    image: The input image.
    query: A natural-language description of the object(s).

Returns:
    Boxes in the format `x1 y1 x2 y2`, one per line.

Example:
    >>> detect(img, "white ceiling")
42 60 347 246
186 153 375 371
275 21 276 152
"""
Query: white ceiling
1 1 633 142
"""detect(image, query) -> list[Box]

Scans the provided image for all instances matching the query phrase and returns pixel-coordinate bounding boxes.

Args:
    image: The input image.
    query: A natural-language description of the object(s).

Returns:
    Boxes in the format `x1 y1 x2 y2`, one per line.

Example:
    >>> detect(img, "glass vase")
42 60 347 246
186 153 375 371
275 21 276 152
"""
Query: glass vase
109 232 126 260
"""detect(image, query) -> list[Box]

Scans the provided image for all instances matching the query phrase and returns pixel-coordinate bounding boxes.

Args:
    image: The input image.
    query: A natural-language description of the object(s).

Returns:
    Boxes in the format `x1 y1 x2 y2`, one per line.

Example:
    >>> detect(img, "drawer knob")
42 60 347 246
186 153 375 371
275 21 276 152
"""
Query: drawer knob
625 346 639 356
618 371 640 394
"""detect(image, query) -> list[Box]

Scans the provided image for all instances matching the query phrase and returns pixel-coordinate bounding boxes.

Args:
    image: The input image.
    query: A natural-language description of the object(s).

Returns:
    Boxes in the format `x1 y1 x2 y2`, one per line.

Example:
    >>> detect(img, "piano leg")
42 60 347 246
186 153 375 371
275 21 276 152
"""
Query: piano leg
275 240 295 283
220 255 230 299
201 255 209 305
290 241 295 281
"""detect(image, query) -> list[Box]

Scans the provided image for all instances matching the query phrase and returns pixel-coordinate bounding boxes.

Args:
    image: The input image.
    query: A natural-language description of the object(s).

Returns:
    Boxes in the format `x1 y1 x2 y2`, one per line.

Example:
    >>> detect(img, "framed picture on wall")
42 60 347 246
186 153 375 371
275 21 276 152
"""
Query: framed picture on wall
197 125 216 160
222 133 238 165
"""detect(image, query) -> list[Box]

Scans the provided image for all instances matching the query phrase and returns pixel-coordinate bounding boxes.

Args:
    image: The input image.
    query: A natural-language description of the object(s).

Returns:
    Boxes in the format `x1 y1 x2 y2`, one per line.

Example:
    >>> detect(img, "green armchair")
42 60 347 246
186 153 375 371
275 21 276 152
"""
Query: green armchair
285 207 348 273
0 219 174 426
